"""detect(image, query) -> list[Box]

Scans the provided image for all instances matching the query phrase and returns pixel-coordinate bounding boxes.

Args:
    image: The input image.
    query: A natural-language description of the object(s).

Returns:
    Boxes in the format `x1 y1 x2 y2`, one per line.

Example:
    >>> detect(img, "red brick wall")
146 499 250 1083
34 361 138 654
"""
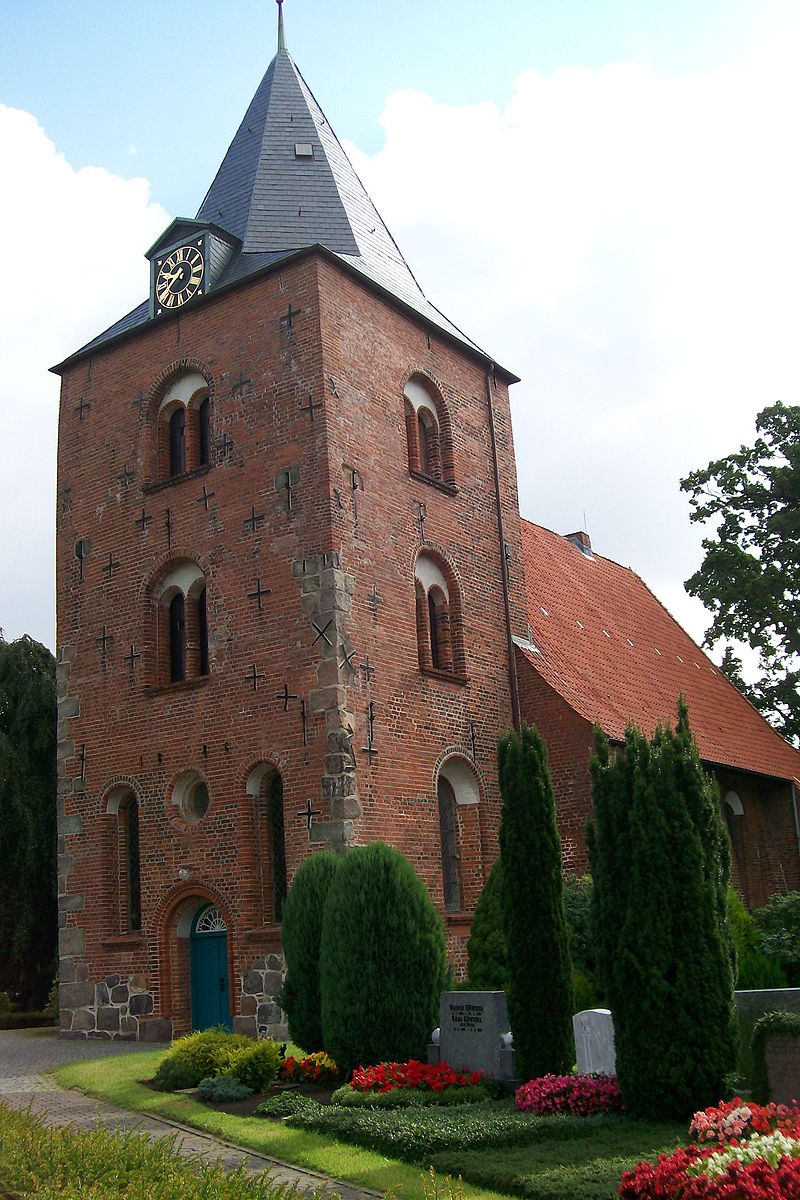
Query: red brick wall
55 253 525 1031
515 652 594 874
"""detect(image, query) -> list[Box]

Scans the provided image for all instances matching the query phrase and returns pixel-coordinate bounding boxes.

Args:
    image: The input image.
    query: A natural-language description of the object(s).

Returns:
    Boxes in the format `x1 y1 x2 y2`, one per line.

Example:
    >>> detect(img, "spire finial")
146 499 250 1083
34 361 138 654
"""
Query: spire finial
277 0 286 51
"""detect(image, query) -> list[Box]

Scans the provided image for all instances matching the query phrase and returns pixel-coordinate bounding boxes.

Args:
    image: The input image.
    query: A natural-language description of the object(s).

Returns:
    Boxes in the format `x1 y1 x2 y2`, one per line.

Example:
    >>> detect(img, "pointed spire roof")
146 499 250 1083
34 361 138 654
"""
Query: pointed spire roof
59 24 511 372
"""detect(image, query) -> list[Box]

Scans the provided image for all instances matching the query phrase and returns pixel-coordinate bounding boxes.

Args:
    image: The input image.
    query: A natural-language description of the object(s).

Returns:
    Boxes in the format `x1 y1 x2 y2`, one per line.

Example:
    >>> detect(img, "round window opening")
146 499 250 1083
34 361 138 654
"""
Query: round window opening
171 771 210 827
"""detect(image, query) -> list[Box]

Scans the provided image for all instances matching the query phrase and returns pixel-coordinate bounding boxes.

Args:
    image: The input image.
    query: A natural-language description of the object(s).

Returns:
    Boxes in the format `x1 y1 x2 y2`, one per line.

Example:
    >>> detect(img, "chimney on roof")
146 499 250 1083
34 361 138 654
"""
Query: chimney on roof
566 530 593 557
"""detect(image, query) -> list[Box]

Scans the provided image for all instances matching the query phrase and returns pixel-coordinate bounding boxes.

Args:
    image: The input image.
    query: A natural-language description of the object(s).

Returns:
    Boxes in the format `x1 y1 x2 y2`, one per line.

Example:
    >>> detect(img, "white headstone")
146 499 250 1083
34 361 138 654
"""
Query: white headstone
572 1008 616 1075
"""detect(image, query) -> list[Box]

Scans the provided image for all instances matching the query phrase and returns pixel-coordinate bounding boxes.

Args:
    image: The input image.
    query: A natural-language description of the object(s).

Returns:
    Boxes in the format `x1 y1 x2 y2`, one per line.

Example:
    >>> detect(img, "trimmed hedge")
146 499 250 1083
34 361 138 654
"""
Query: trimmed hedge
285 1101 590 1160
328 1083 490 1108
0 1011 56 1030
751 1008 800 1103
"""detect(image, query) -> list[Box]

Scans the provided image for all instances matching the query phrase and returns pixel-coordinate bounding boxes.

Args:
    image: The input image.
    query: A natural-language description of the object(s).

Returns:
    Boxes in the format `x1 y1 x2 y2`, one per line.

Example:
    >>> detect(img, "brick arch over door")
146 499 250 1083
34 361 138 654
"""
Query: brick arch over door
153 882 234 1036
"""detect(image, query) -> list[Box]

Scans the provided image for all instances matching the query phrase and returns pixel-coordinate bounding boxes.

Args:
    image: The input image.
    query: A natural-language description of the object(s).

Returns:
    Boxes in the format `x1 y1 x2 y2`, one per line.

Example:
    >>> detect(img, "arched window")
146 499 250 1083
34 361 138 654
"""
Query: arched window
404 377 454 487
152 560 209 686
121 795 142 931
414 553 464 676
106 787 142 933
197 586 209 676
169 407 186 477
437 775 461 912
436 757 481 914
169 593 186 682
198 396 210 467
159 372 211 480
247 765 288 924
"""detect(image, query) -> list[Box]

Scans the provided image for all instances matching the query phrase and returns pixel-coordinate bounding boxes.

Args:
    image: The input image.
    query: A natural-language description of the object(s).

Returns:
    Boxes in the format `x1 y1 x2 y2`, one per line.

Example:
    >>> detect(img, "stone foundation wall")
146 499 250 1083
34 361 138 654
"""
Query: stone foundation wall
235 952 288 1040
60 967 167 1041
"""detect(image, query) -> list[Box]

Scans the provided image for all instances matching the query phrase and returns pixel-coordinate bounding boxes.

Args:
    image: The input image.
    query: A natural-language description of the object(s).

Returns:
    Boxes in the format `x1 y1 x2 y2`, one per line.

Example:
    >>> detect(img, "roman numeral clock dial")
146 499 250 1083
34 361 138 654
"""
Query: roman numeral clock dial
154 243 206 314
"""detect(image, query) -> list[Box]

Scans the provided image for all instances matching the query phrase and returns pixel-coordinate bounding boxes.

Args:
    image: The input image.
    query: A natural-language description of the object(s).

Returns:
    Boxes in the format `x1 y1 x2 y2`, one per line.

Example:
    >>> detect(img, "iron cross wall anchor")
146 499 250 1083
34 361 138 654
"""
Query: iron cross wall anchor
416 501 427 544
297 796 321 834
102 552 121 580
244 505 266 534
247 577 272 611
361 700 378 764
242 663 266 691
124 644 141 674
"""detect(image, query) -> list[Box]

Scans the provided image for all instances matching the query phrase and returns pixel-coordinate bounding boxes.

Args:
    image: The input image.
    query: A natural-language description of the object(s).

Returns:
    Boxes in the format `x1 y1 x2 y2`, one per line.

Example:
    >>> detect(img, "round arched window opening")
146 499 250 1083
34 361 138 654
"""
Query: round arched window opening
170 771 211 827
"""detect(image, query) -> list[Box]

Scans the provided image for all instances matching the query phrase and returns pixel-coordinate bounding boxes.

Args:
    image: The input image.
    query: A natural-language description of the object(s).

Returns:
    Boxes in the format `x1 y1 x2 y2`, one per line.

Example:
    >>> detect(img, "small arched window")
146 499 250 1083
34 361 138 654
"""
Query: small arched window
437 775 461 912
169 593 186 682
159 372 211 480
153 560 209 686
404 377 454 487
198 396 210 467
169 407 186 477
436 757 481 914
197 586 209 676
247 765 288 924
414 553 464 677
106 787 142 933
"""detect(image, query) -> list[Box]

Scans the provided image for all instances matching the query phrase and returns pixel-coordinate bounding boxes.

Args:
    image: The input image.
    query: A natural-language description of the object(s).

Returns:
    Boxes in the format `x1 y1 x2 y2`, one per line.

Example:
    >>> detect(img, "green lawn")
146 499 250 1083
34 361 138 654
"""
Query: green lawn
53 1052 685 1200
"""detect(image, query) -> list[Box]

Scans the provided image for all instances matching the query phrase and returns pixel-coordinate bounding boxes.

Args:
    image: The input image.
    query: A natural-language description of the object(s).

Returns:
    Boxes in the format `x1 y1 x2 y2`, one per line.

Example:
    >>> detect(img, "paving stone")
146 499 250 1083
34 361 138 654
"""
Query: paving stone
0 1029 377 1200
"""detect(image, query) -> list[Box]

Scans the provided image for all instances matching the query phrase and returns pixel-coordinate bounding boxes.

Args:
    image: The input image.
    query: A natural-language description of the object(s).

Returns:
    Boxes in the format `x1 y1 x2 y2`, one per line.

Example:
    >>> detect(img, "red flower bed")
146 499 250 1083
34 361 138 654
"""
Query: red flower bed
278 1052 340 1084
618 1099 800 1198
619 1146 800 1198
515 1073 624 1117
689 1098 800 1145
349 1059 484 1093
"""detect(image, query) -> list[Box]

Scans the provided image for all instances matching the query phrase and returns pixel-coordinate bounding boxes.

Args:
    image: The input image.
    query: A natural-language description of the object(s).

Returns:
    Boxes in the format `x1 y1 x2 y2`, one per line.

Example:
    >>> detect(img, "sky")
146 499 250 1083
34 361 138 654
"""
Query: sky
2 0 800 657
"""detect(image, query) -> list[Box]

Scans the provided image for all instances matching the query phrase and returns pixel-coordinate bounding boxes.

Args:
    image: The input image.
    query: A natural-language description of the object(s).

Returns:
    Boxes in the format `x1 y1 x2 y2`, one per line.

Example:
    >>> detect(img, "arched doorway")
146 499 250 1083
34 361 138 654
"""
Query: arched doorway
189 904 232 1031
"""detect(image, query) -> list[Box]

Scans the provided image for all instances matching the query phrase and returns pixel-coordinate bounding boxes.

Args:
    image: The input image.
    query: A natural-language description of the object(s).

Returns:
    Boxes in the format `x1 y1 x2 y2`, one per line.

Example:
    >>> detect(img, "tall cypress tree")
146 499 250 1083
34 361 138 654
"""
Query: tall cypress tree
0 635 57 1009
498 724 573 1080
588 705 736 1119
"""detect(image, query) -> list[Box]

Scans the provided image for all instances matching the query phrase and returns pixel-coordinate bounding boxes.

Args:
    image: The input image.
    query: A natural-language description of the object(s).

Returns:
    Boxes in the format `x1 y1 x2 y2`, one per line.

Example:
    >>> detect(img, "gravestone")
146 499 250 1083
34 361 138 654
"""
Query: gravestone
573 1008 616 1075
427 990 516 1081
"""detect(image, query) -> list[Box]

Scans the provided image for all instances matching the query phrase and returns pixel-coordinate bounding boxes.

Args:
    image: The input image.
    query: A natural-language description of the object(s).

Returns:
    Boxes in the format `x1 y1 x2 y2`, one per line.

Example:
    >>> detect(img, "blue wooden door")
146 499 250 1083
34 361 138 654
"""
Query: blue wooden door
189 905 232 1031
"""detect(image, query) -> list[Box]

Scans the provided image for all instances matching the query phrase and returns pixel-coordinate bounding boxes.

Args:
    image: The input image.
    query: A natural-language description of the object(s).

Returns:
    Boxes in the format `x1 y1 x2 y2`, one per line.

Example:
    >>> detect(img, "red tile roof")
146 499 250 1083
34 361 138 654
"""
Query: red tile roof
518 519 800 784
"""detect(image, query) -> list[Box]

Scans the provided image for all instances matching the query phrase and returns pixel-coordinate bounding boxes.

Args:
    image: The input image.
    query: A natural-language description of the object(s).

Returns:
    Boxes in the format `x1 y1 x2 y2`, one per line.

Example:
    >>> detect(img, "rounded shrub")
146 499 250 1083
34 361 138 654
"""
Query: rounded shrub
279 850 342 1051
256 1091 321 1118
320 842 448 1074
168 1028 252 1079
225 1037 283 1092
151 1055 202 1092
195 1075 253 1103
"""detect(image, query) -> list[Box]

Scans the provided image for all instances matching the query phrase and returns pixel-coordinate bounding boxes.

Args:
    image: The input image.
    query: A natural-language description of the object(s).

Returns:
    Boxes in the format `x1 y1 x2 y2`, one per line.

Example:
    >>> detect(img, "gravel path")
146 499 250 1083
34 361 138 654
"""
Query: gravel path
0 1028 379 1200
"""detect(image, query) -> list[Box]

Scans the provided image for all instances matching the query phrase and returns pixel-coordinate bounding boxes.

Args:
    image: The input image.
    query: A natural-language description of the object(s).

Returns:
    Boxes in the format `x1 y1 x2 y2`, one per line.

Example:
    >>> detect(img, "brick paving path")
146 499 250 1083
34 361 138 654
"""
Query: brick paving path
0 1028 379 1200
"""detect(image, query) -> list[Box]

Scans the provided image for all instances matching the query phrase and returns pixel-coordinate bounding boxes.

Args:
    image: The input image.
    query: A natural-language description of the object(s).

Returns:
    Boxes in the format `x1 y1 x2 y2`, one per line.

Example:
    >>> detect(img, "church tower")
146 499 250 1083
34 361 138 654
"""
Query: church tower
54 5 525 1040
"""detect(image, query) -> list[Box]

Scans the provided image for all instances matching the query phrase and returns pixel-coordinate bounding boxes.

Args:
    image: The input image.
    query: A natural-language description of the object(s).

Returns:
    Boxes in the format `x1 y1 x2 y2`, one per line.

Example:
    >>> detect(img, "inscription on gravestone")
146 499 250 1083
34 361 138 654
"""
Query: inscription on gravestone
427 990 516 1081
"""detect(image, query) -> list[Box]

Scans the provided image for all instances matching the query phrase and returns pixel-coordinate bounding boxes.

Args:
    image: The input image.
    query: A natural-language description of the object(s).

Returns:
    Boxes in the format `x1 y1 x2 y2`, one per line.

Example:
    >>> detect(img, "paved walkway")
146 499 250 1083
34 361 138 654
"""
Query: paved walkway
0 1028 379 1200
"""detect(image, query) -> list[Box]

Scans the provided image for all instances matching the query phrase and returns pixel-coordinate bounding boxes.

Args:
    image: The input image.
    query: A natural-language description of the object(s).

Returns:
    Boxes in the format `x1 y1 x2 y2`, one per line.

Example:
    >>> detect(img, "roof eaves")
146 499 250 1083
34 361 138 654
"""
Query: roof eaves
53 243 519 381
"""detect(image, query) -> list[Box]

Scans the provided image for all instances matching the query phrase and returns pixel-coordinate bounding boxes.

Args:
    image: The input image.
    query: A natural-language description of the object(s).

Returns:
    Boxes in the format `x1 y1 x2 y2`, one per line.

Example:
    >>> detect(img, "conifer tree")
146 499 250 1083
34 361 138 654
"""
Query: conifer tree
0 635 57 1009
588 705 736 1119
320 842 448 1073
498 724 574 1079
466 858 508 989
278 850 342 1051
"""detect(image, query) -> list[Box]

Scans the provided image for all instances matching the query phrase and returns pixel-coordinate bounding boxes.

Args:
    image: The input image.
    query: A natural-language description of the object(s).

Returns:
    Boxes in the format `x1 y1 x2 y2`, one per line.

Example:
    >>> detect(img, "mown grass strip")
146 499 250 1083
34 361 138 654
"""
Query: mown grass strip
52 1052 507 1200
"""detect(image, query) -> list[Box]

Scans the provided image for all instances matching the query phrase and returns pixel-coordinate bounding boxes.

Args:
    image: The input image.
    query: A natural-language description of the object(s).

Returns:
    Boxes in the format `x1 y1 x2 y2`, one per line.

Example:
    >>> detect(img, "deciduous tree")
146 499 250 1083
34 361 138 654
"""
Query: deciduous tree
681 402 800 744
0 635 57 1009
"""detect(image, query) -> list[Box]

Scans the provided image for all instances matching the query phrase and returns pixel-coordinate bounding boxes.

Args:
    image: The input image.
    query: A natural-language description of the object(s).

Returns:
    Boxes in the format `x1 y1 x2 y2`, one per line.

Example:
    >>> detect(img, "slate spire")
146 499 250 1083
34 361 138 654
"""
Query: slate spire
277 0 286 52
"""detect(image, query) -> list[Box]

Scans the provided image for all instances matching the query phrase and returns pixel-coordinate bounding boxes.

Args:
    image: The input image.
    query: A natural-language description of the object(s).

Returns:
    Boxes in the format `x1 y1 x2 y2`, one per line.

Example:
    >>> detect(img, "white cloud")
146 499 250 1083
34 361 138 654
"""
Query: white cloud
346 30 800 650
0 106 168 649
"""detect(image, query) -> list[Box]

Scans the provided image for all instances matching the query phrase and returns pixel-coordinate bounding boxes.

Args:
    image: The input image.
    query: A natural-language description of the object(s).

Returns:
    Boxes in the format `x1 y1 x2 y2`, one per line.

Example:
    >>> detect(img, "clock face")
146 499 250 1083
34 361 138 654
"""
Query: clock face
155 244 205 311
